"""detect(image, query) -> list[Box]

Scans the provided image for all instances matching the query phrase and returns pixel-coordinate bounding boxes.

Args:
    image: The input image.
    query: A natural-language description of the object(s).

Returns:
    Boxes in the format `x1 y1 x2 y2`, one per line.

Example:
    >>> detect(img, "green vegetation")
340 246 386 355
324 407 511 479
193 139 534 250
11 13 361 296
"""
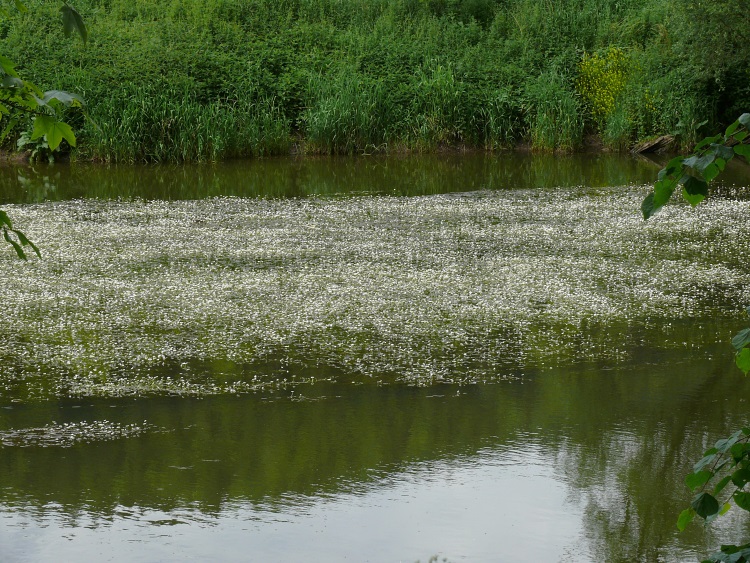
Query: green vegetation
2 0 748 162
643 114 750 562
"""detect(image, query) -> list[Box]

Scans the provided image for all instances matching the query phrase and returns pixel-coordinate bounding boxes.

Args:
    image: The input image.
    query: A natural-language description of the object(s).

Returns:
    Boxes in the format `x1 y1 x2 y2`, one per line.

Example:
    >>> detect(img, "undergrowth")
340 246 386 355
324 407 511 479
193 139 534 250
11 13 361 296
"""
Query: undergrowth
2 0 745 161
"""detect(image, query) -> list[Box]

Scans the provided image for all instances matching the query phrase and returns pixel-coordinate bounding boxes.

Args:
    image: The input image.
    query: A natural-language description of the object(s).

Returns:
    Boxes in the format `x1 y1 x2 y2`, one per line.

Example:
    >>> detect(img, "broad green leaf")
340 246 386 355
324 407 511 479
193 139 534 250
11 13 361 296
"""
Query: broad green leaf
692 492 720 518
726 120 740 137
0 55 18 77
684 153 717 176
42 90 84 107
642 193 656 219
30 115 76 151
0 117 18 143
677 508 695 531
0 210 13 228
682 176 708 206
653 176 679 208
3 228 26 260
703 162 721 182
734 131 748 143
716 431 744 452
0 76 23 89
60 5 88 45
720 502 732 516
695 452 718 472
731 442 750 461
13 229 40 258
739 114 750 129
695 134 722 151
710 143 736 161
13 0 27 13
687 470 714 491
734 144 750 159
715 475 733 495
732 329 750 351
737 348 750 375
731 466 750 488
733 491 750 512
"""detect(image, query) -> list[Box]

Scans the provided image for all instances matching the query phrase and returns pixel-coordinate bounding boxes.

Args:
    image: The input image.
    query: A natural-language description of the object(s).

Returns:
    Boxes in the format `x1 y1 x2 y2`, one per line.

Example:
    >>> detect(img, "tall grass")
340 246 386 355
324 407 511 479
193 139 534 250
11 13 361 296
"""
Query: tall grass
2 0 743 160
82 85 290 162
525 72 584 152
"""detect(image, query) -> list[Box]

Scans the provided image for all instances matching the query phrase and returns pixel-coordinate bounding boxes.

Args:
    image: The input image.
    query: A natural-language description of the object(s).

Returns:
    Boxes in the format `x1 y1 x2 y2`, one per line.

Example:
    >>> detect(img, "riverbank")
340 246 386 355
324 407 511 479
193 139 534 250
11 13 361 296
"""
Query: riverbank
3 0 746 163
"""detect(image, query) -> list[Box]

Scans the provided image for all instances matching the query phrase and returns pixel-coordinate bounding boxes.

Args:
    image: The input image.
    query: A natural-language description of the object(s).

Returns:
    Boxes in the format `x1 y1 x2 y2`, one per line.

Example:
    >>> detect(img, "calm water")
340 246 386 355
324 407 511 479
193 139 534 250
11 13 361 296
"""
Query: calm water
1 153 750 562
0 152 678 202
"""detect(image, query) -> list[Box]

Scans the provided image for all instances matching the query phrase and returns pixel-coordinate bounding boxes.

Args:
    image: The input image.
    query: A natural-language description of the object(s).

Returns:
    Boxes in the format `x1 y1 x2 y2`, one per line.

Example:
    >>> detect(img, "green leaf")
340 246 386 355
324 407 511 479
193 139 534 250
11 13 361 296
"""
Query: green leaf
3 228 26 260
677 508 695 531
682 176 708 206
695 134 722 151
687 470 714 490
30 115 76 151
711 143 736 161
734 144 750 159
0 210 12 229
726 120 740 137
731 466 750 488
60 4 88 45
734 131 748 143
703 162 721 182
695 452 718 472
731 442 750 462
0 55 18 77
0 117 18 143
732 329 750 351
733 491 750 512
739 114 750 129
692 492 720 518
42 90 84 107
715 475 733 495
716 431 744 452
642 193 656 219
653 176 679 207
13 229 40 258
0 76 23 89
736 348 750 375
13 0 28 13
684 153 714 175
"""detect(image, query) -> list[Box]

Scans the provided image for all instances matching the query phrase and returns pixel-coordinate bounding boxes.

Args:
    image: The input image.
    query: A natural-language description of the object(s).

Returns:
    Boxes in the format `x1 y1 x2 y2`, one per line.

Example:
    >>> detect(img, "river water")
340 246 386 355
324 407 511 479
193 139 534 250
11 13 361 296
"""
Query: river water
1 153 749 561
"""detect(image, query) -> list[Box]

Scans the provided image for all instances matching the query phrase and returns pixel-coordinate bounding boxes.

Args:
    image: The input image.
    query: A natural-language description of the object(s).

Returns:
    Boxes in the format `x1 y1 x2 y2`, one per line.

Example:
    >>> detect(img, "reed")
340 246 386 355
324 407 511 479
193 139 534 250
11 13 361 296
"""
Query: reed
1 0 741 161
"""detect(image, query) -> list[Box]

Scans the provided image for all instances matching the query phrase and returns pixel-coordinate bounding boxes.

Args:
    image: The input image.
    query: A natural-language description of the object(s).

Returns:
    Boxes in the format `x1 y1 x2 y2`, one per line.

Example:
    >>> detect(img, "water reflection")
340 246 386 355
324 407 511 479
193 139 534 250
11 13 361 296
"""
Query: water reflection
1 153 665 203
1 346 749 561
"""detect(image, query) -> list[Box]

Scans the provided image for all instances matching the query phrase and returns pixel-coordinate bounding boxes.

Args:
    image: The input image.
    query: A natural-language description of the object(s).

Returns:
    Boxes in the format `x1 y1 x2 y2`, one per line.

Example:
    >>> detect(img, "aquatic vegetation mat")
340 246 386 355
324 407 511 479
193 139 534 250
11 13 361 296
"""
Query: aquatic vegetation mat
0 420 163 447
1 186 749 399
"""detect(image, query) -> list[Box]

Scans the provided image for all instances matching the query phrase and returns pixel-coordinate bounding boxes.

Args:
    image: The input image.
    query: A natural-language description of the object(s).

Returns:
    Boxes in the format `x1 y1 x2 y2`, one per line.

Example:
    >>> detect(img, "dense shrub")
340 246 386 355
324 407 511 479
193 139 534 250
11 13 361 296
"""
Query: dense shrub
2 0 747 160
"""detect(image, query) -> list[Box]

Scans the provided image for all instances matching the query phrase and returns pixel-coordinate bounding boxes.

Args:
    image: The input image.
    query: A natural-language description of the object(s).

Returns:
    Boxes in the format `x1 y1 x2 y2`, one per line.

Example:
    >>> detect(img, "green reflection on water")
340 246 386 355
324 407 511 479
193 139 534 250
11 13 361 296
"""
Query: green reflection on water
1 153 662 203
1 347 749 560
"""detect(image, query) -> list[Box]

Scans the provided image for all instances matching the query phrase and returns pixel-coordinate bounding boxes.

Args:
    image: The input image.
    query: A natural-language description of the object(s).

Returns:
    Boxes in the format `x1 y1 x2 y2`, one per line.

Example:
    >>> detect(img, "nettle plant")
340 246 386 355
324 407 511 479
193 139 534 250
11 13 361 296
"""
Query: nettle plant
0 0 86 259
644 113 750 563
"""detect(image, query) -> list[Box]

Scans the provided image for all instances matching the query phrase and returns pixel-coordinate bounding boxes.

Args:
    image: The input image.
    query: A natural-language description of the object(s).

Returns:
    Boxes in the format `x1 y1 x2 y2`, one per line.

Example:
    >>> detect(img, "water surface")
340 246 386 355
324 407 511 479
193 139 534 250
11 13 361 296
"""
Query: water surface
1 153 750 561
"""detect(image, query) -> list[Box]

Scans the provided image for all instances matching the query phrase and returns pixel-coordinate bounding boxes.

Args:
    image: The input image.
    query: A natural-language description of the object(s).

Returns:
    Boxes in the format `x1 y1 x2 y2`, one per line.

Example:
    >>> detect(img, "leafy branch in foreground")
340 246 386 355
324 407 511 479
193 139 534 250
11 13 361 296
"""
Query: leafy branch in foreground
1 0 86 258
642 113 750 219
644 115 750 562
0 210 40 260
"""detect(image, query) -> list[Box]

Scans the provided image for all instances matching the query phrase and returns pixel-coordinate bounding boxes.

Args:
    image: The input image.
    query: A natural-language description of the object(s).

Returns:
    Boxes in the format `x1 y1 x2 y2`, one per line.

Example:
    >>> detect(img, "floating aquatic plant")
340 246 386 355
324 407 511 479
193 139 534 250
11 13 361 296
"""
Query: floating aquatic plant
1 186 748 399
